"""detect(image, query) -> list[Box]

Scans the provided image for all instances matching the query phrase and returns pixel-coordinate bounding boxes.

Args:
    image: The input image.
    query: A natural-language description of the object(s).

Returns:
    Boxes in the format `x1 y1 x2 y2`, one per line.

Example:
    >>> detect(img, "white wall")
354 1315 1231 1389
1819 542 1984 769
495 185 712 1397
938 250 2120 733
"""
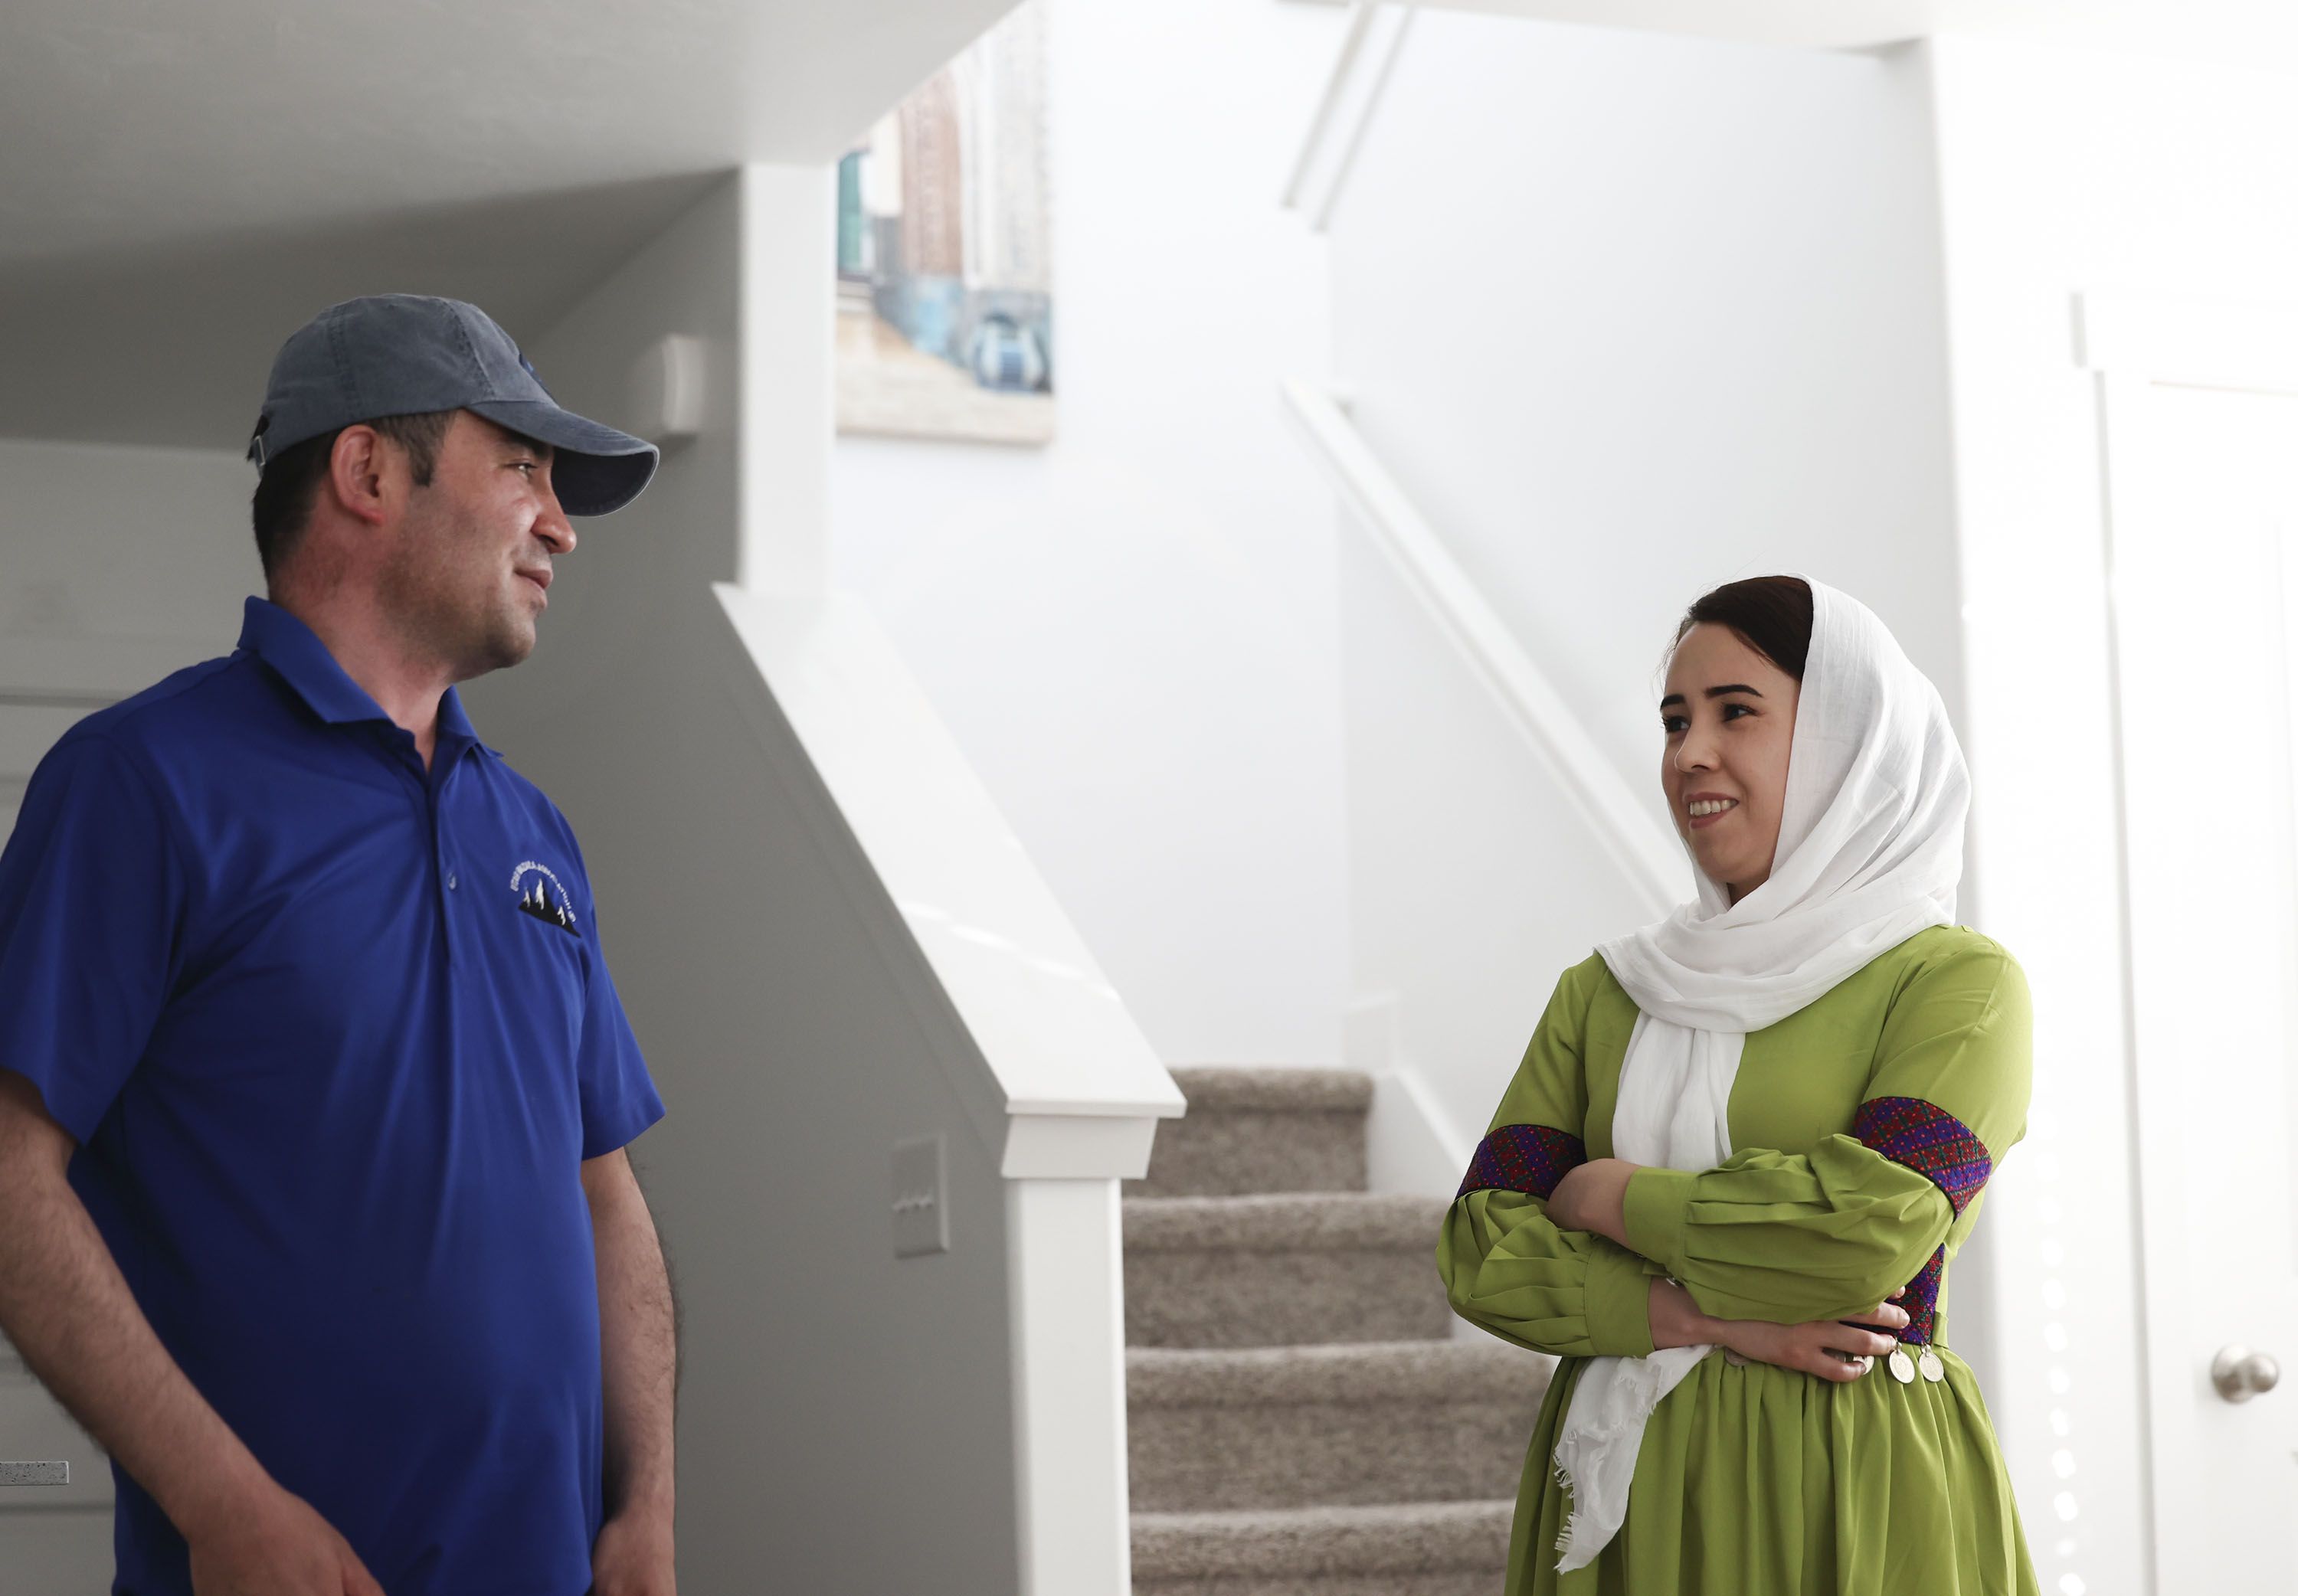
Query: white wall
460 170 1028 1593
1326 14 1965 1179
0 438 255 648
831 0 1350 1069
1923 35 2298 1596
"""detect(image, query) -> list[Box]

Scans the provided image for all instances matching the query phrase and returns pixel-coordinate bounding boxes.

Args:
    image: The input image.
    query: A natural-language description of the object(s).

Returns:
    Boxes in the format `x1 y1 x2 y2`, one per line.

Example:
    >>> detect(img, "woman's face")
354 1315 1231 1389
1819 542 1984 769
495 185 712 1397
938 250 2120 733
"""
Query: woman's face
1659 623 1802 904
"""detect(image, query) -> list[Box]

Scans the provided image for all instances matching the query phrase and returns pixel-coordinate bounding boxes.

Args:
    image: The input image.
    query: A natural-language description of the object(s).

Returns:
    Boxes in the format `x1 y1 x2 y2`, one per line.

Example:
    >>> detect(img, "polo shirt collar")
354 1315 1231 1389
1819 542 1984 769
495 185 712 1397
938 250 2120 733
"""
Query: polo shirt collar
237 596 491 762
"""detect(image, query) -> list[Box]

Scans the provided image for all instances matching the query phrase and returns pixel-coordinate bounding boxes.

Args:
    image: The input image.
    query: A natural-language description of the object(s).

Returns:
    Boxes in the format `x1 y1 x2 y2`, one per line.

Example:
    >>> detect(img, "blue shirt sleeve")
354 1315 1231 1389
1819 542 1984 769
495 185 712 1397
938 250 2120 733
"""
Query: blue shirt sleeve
0 733 189 1143
571 877 664 1161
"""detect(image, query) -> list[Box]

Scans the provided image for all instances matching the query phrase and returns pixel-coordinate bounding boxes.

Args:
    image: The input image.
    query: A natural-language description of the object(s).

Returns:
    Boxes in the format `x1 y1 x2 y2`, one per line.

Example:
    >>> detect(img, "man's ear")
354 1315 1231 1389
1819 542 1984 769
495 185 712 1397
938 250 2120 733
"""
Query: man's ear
326 424 390 528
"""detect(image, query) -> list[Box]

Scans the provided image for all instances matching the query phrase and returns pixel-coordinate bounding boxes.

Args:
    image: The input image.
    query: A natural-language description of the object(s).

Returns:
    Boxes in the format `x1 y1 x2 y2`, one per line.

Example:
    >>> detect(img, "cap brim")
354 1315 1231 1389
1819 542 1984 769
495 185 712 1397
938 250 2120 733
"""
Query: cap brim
466 399 660 517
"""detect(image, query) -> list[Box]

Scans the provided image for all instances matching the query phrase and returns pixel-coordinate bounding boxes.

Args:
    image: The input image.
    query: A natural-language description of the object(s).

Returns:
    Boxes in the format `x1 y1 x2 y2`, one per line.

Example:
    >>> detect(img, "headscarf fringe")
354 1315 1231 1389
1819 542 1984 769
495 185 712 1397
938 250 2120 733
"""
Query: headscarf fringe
1552 1458 1585 1559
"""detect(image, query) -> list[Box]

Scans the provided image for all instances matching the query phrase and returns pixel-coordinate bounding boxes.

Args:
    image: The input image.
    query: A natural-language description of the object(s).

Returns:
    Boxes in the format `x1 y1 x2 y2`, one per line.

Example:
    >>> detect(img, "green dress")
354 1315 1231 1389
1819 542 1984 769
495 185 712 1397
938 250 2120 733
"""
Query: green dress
1437 924 2039 1595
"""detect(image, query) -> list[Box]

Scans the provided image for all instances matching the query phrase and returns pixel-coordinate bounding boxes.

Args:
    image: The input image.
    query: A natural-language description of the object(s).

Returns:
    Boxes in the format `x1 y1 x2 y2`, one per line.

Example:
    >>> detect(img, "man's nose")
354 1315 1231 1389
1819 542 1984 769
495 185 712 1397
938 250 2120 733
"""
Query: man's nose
535 487 576 554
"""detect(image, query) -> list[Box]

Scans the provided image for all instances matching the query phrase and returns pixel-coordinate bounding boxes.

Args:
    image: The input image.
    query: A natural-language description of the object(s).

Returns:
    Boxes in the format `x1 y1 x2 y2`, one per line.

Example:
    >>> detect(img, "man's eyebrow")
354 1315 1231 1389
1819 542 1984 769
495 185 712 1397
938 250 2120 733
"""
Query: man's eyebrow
486 424 552 460
1658 684 1766 709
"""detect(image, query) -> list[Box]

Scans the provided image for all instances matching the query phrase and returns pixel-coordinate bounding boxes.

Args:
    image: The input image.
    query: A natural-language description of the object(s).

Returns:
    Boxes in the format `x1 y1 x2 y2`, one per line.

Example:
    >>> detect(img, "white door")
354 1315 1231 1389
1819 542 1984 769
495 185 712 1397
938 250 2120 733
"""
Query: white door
0 699 121 1587
2105 374 2298 1593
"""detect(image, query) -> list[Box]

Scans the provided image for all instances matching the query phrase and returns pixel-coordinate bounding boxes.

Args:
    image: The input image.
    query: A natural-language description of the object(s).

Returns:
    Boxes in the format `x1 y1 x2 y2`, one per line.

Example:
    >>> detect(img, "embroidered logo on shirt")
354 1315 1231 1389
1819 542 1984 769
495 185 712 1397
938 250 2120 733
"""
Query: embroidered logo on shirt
510 861 580 937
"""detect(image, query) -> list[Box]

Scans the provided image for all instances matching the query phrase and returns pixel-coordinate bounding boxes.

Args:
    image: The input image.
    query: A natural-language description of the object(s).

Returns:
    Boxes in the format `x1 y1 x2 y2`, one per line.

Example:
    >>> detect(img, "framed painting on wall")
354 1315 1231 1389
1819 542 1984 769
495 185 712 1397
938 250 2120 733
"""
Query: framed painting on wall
836 1 1054 446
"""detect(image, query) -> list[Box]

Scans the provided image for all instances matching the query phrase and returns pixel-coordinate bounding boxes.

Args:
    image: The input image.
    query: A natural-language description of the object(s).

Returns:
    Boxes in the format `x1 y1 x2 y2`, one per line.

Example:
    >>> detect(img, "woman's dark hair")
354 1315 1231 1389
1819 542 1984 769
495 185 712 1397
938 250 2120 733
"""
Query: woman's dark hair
1668 575 1814 682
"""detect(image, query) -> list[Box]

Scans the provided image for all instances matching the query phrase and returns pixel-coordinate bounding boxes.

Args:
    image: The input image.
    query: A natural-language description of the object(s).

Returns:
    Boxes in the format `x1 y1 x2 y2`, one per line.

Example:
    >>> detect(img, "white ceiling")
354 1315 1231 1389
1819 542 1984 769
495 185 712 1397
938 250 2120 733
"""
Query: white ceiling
0 0 1015 448
1431 0 2298 58
11 0 2298 450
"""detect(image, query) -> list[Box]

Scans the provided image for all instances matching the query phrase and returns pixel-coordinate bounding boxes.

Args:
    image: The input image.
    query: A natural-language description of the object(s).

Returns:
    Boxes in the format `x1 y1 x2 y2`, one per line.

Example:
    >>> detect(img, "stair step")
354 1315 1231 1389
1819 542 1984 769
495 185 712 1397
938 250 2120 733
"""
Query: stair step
1128 1340 1550 1513
1131 1500 1514 1596
1126 1192 1444 1251
1131 1068 1373 1199
1162 1068 1375 1113
1124 1194 1452 1348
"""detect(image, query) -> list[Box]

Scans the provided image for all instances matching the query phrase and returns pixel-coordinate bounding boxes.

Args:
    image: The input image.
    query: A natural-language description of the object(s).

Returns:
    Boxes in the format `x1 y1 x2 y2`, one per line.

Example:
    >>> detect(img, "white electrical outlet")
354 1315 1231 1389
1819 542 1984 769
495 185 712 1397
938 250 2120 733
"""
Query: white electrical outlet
891 1133 949 1258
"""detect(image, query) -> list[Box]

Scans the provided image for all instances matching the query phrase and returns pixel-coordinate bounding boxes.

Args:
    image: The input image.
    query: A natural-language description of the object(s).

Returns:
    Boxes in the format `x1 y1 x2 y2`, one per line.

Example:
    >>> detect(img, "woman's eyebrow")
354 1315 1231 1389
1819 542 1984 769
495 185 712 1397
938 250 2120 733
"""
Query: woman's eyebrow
1658 684 1766 709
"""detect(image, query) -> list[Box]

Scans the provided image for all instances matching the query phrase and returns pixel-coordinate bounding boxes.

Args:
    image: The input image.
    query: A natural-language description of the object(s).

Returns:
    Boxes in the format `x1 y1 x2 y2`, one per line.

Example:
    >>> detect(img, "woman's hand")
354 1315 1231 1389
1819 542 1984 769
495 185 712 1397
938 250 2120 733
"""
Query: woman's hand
1650 1280 1913 1382
1717 1288 1913 1382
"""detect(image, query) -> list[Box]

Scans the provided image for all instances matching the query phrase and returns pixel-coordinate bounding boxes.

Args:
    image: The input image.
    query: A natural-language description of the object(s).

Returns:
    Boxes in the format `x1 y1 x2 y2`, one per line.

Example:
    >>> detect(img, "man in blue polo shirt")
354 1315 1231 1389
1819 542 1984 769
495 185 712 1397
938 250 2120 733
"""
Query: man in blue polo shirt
0 296 678 1595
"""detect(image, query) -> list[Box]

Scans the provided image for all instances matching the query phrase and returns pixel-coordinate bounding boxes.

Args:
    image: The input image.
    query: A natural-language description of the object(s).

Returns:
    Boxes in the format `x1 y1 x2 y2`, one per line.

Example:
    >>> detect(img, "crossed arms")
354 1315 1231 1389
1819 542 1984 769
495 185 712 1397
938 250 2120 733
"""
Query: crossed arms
1435 944 2027 1379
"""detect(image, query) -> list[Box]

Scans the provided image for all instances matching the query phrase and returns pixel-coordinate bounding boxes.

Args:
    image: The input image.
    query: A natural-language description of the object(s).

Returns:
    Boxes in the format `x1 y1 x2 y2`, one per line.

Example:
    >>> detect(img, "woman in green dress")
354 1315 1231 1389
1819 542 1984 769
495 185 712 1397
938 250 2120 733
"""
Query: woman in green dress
1438 574 2038 1594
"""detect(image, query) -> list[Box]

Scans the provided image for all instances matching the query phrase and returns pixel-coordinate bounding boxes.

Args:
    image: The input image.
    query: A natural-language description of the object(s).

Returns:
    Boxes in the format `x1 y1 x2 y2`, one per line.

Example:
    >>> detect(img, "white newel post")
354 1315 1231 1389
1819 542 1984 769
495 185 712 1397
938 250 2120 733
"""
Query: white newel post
1003 1110 1160 1595
1004 1174 1133 1595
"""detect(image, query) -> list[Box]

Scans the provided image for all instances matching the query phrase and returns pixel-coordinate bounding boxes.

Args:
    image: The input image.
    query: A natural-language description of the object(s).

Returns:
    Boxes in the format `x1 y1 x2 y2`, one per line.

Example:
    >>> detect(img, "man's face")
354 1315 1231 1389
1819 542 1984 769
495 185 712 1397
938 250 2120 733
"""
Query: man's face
378 410 575 679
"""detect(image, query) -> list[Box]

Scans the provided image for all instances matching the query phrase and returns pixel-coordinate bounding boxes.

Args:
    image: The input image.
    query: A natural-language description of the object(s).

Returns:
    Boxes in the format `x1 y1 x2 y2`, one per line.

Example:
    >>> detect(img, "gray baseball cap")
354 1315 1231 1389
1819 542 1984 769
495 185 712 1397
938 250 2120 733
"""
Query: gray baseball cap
246 294 659 516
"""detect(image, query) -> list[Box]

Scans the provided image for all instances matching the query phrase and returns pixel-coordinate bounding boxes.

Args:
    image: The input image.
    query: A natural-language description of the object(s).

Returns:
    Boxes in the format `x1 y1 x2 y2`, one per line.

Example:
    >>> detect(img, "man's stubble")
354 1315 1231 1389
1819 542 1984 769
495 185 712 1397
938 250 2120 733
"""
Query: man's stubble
376 496 538 684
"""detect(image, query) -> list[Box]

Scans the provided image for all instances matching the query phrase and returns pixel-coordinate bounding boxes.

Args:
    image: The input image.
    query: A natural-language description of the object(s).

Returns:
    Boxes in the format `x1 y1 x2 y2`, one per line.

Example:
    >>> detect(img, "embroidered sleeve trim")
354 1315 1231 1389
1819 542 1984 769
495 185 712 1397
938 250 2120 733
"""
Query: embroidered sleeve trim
1457 1123 1587 1202
1844 1243 1950 1347
1852 1095 1992 1215
1847 1096 1993 1347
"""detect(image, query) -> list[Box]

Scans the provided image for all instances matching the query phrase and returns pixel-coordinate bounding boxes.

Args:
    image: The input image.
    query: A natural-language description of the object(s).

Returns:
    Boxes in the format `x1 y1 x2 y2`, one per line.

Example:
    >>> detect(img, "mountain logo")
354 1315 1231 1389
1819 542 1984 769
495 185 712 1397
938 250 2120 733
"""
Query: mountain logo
509 861 579 936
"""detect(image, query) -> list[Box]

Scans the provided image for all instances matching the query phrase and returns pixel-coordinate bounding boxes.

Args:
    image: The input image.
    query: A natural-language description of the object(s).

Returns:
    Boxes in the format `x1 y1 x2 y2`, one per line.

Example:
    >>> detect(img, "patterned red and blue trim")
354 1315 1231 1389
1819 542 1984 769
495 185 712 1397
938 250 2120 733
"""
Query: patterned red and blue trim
1845 1096 1994 1346
1852 1096 1992 1214
1456 1123 1587 1202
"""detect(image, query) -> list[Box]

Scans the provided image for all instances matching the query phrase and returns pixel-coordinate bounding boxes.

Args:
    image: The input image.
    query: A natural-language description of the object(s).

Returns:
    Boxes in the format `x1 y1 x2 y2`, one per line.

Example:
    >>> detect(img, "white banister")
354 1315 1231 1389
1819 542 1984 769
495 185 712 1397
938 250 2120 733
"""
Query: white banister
1280 378 1684 918
712 584 1186 1161
1280 0 1380 211
1283 2 1418 234
712 584 1180 1595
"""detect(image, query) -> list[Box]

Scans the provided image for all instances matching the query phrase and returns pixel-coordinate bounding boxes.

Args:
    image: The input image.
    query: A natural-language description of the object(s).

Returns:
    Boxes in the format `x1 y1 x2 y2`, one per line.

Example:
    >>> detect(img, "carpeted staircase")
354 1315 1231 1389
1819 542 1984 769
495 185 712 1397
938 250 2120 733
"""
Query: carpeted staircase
1124 1068 1554 1596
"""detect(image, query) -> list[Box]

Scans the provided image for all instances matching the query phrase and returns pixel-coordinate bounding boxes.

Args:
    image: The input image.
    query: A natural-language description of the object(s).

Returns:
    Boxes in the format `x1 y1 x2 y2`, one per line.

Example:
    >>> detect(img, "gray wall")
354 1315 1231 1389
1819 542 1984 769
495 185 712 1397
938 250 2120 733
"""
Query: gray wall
0 437 254 645
462 171 1023 1592
0 437 255 1587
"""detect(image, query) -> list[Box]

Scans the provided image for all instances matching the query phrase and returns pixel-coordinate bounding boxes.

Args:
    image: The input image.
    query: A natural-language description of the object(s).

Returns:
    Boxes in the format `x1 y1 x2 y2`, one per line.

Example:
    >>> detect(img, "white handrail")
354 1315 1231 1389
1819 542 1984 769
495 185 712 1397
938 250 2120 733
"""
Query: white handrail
1281 0 1379 211
712 585 1186 1166
1282 3 1417 234
1280 378 1685 918
1312 7 1413 234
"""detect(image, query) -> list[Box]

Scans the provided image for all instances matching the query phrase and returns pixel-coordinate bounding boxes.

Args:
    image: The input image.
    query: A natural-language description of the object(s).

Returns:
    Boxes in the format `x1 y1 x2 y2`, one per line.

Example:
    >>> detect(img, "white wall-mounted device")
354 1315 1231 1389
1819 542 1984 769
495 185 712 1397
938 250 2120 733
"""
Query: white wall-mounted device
625 332 709 447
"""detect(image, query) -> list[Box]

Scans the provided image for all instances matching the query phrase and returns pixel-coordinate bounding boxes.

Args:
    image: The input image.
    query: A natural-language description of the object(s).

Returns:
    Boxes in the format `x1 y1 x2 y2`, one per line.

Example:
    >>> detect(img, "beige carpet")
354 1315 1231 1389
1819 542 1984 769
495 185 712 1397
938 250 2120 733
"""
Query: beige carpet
1124 1068 1553 1596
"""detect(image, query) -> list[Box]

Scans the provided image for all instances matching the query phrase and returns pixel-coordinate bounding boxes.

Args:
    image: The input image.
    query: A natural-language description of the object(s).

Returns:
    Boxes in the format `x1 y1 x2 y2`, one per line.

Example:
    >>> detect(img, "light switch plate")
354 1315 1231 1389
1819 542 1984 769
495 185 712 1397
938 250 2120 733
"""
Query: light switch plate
892 1133 949 1259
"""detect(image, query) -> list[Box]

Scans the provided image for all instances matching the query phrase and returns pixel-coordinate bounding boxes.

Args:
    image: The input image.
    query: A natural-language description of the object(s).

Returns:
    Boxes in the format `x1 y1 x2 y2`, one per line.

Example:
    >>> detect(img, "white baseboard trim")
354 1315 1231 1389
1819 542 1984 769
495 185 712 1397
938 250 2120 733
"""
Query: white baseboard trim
1346 989 1475 1199
1366 1066 1471 1202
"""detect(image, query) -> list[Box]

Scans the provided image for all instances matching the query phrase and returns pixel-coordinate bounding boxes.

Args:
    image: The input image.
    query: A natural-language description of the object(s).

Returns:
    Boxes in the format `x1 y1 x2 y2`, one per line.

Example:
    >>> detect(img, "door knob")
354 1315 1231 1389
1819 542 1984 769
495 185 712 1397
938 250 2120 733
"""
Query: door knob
2211 1345 2281 1403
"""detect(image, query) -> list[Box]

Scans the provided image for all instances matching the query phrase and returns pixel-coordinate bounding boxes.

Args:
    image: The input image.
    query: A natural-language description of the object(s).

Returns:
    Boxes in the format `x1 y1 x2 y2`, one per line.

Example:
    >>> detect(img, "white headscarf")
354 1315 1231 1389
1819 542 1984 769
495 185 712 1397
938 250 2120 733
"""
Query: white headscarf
1548 574 1971 1572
